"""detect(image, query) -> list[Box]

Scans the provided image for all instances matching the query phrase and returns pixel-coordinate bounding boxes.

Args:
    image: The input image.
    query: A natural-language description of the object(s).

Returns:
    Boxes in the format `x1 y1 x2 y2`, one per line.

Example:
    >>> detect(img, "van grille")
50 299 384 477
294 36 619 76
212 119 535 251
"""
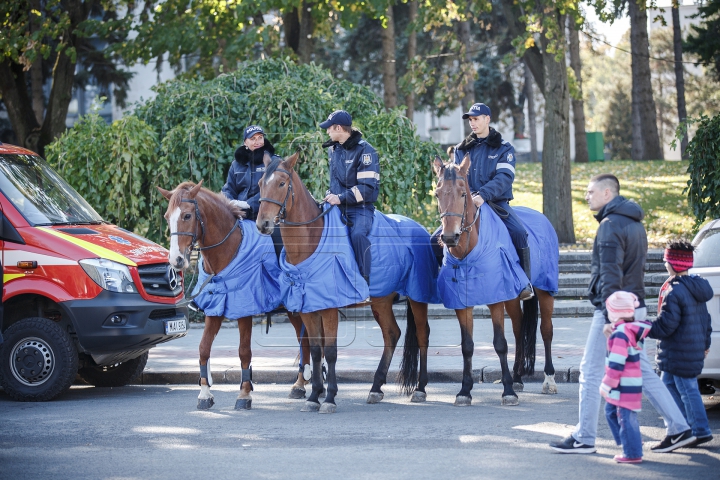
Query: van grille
137 263 183 298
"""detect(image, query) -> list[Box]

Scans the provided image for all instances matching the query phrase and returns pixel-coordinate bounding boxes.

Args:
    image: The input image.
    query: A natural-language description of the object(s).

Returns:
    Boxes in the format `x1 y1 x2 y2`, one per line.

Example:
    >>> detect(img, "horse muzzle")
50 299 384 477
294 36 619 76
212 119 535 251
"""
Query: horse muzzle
171 254 189 271
441 233 461 247
256 218 275 235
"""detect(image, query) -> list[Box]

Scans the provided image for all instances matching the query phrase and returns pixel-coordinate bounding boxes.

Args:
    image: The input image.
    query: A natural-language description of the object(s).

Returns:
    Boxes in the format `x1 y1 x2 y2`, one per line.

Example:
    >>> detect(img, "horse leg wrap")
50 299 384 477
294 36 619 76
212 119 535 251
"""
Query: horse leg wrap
303 364 312 381
241 367 253 391
199 361 213 387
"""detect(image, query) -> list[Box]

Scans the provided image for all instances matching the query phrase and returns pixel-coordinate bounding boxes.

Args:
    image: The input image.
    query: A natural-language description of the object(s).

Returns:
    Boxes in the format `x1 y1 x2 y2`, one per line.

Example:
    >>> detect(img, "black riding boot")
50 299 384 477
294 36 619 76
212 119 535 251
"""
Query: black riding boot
518 247 534 301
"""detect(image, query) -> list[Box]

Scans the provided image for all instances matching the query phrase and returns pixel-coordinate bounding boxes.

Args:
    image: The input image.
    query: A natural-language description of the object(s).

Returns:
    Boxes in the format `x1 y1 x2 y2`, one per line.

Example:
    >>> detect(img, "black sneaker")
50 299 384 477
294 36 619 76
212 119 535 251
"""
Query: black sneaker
651 430 696 453
549 435 596 454
691 435 713 447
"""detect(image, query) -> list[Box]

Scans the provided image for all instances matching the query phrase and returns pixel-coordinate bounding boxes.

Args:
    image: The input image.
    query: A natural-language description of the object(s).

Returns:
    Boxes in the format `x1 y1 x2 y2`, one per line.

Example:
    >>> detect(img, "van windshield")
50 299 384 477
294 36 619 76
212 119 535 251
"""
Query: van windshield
0 153 104 225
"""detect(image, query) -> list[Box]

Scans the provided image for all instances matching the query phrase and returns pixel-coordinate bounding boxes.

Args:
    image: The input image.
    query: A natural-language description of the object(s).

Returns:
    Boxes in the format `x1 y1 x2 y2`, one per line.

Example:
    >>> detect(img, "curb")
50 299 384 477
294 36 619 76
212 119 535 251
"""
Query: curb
139 367 582 385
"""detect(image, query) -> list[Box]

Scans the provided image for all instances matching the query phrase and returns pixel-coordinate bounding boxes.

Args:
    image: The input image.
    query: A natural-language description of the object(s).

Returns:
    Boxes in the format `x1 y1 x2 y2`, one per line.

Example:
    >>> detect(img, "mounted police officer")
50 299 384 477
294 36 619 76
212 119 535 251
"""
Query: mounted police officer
432 103 533 300
320 110 380 285
222 125 284 256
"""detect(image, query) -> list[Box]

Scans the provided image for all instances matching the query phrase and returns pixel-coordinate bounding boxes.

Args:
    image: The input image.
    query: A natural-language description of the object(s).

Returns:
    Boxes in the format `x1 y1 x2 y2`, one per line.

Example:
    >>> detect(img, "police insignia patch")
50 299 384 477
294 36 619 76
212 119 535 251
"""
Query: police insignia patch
507 153 514 162
362 154 372 165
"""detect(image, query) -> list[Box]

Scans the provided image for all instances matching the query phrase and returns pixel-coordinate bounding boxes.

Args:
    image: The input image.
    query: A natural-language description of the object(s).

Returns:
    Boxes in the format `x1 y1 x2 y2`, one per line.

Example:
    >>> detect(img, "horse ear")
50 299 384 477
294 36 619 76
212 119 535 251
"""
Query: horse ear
459 153 471 176
156 186 174 201
188 180 203 198
285 151 299 169
432 156 445 177
263 151 272 167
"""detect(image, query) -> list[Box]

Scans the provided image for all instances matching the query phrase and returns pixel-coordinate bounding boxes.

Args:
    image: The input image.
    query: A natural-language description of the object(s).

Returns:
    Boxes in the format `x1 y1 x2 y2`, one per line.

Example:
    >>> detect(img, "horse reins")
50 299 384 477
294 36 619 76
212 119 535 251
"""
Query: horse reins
438 174 481 257
259 168 335 226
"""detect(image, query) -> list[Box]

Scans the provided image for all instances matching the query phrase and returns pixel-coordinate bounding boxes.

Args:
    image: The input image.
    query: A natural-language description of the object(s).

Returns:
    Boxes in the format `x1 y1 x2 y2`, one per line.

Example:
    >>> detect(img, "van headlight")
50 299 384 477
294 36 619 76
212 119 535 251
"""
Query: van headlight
80 259 137 293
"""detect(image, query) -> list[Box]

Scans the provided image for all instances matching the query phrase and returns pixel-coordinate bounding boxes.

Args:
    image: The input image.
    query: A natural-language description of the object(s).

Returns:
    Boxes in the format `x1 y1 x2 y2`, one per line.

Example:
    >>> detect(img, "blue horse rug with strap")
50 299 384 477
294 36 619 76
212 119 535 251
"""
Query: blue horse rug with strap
438 204 559 309
368 212 440 303
191 220 282 318
279 205 369 313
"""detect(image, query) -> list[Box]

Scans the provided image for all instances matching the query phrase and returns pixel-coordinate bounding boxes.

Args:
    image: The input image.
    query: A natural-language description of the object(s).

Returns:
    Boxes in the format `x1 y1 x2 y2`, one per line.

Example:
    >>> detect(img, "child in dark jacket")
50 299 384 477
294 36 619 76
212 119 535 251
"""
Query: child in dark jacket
650 240 714 446
601 291 652 463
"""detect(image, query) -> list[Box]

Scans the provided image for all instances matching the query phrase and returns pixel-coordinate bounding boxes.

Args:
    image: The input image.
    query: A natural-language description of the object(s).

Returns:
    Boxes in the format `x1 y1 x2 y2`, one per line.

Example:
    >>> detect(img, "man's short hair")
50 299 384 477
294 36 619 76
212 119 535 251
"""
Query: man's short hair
589 174 620 196
339 125 352 134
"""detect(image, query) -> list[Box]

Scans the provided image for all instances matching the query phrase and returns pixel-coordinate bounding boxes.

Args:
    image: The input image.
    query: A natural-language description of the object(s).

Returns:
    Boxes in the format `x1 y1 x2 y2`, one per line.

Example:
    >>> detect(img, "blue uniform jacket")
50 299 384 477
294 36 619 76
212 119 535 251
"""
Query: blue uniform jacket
221 140 282 219
324 130 380 209
454 128 516 203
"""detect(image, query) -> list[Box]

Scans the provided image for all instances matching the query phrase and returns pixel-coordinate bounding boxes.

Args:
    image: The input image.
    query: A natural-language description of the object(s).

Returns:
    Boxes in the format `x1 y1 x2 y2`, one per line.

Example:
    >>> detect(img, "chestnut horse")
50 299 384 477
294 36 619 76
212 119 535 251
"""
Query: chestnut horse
158 181 313 409
256 152 436 414
432 156 559 406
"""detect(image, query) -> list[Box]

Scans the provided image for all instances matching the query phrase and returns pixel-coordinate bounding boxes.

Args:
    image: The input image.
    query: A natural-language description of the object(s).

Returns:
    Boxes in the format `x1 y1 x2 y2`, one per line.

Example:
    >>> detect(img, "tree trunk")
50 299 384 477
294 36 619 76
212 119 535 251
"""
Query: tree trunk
0 61 41 151
458 17 474 137
283 8 300 54
298 1 315 64
568 19 589 163
500 0 544 90
524 61 539 163
629 0 663 160
381 4 398 109
541 17 575 244
29 0 44 125
405 0 417 121
672 5 688 159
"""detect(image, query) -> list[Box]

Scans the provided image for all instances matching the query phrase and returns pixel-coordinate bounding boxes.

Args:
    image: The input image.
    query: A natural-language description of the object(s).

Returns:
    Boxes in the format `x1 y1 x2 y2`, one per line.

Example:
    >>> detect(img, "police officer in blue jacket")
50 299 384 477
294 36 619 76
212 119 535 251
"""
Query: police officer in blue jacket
320 110 380 285
432 103 533 300
222 125 284 256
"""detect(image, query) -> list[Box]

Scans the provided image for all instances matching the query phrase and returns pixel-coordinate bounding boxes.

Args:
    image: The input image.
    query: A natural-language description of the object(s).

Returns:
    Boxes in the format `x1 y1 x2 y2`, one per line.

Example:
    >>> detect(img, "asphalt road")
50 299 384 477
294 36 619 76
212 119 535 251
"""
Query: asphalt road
1 382 718 479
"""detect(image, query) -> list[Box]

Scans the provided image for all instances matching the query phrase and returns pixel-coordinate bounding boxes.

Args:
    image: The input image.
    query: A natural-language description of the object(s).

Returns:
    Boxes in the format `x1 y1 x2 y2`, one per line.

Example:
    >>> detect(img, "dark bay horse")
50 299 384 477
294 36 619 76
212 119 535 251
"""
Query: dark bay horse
158 181 312 409
432 156 559 406
256 152 434 413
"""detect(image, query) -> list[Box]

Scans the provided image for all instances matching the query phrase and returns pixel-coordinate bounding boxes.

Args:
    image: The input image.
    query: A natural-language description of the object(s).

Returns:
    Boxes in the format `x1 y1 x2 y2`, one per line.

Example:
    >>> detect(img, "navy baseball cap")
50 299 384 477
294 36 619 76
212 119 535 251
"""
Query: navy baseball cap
320 110 352 129
244 125 264 140
462 103 491 119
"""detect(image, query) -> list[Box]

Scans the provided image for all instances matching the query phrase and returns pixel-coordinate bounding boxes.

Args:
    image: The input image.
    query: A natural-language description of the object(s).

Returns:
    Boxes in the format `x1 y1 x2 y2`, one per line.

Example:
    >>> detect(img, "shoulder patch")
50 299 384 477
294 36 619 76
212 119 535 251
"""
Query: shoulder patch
507 153 514 162
362 154 372 165
358 140 366 145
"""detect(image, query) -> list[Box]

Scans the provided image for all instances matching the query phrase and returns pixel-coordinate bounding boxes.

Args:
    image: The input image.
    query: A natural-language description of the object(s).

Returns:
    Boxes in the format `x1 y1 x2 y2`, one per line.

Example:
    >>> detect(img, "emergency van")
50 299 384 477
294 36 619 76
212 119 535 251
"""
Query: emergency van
0 142 188 401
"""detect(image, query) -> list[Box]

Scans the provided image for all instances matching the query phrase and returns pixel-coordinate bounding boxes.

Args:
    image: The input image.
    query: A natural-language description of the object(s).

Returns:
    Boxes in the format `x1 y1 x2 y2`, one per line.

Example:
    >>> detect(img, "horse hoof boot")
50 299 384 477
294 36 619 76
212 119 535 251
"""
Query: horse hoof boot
513 382 524 392
454 395 472 406
366 392 384 404
288 387 306 399
542 374 558 394
235 398 252 410
319 402 337 414
197 397 215 410
502 395 519 406
411 391 427 403
301 401 321 412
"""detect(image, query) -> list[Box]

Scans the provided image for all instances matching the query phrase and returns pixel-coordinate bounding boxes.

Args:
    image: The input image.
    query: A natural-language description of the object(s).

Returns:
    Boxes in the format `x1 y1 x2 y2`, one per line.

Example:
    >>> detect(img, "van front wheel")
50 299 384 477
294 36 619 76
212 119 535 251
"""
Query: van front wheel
0 317 78 401
77 352 148 387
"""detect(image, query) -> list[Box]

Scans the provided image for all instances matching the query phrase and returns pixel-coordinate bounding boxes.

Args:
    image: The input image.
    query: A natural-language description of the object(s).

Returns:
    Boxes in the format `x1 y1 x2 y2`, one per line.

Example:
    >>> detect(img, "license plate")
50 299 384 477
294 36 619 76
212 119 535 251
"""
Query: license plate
164 318 187 335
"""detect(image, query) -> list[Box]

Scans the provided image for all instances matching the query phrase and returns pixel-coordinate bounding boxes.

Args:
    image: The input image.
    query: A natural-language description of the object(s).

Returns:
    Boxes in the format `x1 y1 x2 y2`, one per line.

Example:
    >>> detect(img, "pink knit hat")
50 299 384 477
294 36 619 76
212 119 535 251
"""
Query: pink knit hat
606 291 639 323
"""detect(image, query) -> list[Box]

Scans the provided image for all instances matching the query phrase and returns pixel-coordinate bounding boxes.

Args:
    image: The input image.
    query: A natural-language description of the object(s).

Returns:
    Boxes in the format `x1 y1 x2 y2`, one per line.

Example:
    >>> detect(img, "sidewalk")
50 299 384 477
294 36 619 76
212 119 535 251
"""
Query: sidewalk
142 314 660 386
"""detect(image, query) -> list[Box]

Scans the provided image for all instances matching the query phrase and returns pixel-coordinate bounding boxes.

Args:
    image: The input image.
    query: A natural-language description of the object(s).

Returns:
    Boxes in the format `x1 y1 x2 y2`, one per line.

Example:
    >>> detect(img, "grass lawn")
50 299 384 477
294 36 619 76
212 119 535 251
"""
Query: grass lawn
512 160 694 248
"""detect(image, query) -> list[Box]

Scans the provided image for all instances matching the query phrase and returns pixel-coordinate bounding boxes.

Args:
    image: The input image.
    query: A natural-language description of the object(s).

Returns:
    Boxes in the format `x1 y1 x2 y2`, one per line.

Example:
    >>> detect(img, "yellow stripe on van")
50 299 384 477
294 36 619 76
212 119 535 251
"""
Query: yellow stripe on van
37 227 137 267
3 274 24 283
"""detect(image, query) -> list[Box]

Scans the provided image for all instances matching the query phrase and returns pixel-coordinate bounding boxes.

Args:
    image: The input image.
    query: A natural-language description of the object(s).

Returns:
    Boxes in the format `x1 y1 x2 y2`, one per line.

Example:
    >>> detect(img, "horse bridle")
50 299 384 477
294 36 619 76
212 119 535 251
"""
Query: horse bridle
438 180 480 235
259 168 334 226
171 196 240 263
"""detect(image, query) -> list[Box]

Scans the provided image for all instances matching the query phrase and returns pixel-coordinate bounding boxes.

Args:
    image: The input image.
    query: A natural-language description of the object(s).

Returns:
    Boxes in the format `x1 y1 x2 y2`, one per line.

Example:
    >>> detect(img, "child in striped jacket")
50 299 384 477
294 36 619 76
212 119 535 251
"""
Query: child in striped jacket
600 291 653 463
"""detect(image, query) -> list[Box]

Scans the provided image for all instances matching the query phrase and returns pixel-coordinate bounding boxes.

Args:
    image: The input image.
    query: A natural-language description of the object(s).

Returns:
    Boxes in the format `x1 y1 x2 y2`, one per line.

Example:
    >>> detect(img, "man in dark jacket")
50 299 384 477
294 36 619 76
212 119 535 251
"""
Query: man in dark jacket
431 103 532 300
320 110 379 285
650 240 713 445
550 174 694 454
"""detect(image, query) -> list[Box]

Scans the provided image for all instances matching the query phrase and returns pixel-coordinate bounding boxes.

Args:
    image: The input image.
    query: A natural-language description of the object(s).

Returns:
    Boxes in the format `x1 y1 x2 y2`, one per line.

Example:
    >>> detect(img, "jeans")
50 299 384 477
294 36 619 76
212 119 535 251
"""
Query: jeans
661 372 712 438
572 308 690 445
605 402 643 458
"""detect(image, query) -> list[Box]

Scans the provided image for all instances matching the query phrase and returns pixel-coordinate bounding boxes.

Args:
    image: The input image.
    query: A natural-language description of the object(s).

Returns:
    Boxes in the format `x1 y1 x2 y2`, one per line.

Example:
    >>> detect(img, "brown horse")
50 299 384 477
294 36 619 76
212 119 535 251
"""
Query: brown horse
157 181 313 409
432 155 558 406
256 152 433 413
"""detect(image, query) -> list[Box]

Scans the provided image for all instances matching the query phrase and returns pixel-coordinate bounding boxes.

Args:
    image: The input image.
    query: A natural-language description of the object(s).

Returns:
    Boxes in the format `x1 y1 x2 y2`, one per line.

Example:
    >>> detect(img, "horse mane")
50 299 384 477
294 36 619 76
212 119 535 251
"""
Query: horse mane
169 181 246 220
442 163 459 182
263 157 283 183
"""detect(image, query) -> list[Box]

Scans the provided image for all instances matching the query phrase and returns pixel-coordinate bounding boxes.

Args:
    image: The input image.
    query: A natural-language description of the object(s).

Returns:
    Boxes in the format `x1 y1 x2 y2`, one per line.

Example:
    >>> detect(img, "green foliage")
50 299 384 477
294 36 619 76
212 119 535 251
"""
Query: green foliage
683 114 720 227
46 59 440 245
604 85 632 160
685 0 720 82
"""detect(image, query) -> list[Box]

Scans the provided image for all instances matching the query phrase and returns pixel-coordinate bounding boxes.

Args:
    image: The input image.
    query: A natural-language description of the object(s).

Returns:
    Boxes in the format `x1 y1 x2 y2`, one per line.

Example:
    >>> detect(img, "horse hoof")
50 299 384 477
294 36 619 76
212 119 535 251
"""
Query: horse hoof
513 382 524 392
367 392 384 404
319 402 337 414
411 391 427 403
197 397 215 410
288 387 306 399
234 398 252 410
542 383 558 395
454 395 472 406
502 395 519 406
301 401 321 412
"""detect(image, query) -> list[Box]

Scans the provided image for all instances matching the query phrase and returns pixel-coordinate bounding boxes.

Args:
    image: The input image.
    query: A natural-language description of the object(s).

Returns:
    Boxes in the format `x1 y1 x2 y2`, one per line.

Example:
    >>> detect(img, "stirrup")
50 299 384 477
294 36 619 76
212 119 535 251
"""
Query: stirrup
518 284 534 301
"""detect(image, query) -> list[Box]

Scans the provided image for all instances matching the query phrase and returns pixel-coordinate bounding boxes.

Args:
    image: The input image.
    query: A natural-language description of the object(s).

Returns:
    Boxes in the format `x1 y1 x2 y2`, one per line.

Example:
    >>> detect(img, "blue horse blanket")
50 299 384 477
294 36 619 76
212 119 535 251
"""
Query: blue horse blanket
191 220 282 318
438 204 558 309
278 205 440 313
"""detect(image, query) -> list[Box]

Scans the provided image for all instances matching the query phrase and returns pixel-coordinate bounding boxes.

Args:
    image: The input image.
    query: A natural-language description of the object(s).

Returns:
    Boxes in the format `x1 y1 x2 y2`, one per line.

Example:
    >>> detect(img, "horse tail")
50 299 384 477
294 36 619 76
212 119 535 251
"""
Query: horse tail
398 300 419 395
520 295 539 376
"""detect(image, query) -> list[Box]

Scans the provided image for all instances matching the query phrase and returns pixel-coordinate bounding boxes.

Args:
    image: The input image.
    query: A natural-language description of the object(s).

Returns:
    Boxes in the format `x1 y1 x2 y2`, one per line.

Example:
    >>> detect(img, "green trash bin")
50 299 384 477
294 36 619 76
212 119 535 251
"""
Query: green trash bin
586 132 604 162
